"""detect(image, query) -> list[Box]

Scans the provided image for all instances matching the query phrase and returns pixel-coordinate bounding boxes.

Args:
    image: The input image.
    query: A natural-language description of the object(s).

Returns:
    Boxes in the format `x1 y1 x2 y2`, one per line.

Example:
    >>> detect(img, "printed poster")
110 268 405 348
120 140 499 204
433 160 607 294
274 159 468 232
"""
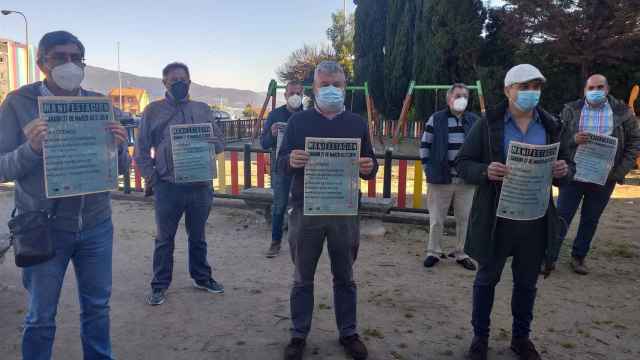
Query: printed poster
304 137 361 216
170 123 217 183
497 141 560 220
39 96 118 198
574 133 618 186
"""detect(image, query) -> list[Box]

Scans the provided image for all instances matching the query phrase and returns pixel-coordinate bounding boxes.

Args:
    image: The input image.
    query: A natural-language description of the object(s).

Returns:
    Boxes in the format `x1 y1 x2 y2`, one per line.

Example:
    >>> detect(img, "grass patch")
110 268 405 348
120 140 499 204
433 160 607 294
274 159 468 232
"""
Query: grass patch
601 242 637 259
363 328 385 339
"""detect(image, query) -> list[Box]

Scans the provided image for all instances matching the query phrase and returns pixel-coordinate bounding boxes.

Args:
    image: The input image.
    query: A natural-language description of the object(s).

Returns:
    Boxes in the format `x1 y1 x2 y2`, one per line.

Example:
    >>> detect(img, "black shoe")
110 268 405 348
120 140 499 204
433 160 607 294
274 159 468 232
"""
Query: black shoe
284 338 306 360
511 337 541 360
339 334 368 360
193 278 225 294
147 288 166 306
266 242 281 258
457 258 477 271
467 336 488 360
423 255 440 268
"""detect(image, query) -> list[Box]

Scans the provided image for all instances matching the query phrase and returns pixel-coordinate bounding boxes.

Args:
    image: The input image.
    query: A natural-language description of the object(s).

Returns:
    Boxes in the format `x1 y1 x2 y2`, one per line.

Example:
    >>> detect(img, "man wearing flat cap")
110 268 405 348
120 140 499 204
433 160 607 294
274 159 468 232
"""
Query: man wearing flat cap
456 64 575 360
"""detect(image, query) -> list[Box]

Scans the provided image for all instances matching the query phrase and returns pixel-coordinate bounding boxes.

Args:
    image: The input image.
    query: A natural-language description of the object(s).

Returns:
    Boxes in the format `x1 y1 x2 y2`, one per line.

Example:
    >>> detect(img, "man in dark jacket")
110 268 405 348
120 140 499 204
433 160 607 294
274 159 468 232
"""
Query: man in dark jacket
260 81 304 258
419 83 479 271
0 31 130 360
277 61 378 360
456 64 575 360
553 74 640 275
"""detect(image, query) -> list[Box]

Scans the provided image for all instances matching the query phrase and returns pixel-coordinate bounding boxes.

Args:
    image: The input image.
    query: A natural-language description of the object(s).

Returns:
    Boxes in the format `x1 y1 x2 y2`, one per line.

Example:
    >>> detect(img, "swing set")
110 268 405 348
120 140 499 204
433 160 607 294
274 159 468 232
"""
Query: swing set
392 80 487 145
629 84 639 115
253 79 379 143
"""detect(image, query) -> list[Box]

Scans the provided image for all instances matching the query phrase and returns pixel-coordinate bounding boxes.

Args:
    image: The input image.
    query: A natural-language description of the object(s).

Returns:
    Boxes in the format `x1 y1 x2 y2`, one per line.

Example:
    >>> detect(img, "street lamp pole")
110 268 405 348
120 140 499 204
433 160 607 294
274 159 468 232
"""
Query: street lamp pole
1 10 30 83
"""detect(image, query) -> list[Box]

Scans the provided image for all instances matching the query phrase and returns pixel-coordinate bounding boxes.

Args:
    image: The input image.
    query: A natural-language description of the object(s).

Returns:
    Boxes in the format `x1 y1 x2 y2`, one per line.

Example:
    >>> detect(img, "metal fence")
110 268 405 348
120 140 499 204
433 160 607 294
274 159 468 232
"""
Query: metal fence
121 144 430 213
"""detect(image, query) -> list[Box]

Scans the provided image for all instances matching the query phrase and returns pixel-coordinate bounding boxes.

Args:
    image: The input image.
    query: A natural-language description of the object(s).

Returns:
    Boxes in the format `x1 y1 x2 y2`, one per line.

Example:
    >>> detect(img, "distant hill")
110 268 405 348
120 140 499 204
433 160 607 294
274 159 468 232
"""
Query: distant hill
82 65 267 107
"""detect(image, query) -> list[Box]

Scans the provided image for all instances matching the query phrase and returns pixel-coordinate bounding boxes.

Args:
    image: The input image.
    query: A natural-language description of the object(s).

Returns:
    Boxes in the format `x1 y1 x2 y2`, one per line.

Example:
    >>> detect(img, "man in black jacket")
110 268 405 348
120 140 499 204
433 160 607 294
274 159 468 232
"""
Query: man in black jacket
456 64 575 360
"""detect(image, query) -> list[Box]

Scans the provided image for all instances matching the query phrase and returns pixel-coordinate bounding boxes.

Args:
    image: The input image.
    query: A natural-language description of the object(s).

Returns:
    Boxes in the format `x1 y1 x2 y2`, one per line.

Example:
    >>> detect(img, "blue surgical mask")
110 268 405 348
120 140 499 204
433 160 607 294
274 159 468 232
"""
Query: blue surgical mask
586 90 606 104
315 86 345 113
514 90 541 112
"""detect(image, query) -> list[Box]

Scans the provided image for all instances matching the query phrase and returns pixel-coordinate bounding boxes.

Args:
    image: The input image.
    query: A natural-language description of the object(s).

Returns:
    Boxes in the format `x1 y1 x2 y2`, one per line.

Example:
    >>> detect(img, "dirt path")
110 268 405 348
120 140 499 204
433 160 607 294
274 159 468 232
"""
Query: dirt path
0 187 639 360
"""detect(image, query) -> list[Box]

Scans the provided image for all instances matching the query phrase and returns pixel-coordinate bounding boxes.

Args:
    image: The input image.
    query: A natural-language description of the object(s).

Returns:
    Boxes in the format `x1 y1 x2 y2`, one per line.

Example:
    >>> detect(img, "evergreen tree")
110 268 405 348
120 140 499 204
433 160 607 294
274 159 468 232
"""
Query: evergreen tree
414 0 485 120
353 0 388 115
383 0 417 119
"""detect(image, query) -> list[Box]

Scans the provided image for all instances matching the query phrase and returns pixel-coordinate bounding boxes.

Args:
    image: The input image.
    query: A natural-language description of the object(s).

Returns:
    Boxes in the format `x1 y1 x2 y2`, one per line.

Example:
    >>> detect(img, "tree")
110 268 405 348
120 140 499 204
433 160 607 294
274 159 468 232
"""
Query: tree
354 0 388 116
503 0 640 81
413 0 486 120
277 44 336 84
383 0 418 119
494 0 640 112
327 10 356 79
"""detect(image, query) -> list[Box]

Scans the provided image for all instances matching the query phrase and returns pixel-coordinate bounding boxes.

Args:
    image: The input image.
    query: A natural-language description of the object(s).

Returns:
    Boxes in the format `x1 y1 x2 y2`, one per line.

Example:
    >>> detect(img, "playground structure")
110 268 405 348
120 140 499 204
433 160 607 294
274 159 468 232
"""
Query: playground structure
253 79 378 144
629 84 639 115
254 79 487 149
392 80 487 145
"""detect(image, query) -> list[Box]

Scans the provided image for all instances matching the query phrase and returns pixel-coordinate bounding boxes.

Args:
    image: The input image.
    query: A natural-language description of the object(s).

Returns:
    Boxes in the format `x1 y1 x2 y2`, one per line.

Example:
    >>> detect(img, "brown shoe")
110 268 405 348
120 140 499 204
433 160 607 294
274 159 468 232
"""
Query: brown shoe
339 334 368 360
266 242 281 258
284 338 306 360
570 256 589 275
510 337 541 360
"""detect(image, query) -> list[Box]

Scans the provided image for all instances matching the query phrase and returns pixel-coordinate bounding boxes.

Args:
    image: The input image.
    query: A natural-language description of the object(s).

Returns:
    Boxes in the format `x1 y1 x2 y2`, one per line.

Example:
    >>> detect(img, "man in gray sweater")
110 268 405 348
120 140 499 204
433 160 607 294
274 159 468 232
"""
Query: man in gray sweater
134 62 225 306
0 31 130 360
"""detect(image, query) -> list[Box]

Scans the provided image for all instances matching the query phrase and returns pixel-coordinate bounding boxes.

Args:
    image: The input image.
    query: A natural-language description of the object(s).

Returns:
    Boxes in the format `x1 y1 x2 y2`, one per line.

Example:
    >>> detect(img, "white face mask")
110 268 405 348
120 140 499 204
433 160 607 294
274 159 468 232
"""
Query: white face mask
50 62 85 91
452 97 468 112
287 94 302 109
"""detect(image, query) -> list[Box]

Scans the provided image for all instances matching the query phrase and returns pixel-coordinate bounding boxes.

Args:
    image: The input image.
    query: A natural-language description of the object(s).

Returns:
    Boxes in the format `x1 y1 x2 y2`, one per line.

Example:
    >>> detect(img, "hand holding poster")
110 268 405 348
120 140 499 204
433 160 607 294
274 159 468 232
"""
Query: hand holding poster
304 138 361 216
497 141 560 220
574 133 618 186
170 123 217 183
39 96 118 198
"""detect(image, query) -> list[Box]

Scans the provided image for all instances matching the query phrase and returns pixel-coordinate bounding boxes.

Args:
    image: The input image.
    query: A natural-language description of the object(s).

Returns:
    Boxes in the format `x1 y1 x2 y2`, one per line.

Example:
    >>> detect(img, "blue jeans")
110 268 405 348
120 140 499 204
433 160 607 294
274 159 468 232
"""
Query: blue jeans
151 181 214 290
271 174 292 243
556 180 615 260
22 218 114 360
472 218 545 339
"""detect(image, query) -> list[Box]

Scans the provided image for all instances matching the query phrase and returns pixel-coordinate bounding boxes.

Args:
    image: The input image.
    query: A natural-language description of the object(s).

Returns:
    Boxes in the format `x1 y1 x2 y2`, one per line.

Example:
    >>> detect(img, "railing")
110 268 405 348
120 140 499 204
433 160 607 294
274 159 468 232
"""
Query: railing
217 119 264 142
373 118 424 140
121 144 430 213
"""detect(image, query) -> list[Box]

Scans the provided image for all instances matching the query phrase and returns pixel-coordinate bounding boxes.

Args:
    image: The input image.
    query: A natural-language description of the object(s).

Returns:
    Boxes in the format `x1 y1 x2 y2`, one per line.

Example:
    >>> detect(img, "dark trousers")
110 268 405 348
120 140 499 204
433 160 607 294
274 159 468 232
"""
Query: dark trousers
556 180 615 261
271 174 292 243
288 208 360 339
151 181 214 290
472 218 546 339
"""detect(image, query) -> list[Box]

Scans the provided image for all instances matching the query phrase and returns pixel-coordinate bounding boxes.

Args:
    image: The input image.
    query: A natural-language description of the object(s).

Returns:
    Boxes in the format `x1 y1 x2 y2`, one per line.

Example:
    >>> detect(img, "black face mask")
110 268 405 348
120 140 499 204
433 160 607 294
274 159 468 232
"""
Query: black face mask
169 81 189 101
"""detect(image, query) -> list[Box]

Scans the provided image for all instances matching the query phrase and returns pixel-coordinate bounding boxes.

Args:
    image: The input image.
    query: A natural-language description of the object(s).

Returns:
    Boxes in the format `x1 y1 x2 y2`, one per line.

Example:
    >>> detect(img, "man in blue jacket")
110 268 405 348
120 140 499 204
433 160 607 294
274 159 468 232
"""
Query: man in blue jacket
260 81 304 257
0 31 130 360
420 83 479 271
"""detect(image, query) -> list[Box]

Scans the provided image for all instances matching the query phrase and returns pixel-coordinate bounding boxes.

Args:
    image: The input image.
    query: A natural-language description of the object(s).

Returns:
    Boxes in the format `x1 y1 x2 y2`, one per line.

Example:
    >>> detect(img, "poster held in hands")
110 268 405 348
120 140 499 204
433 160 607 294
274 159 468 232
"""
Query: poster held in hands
170 123 217 183
39 96 118 198
275 124 287 161
497 141 560 221
574 133 618 186
304 137 361 216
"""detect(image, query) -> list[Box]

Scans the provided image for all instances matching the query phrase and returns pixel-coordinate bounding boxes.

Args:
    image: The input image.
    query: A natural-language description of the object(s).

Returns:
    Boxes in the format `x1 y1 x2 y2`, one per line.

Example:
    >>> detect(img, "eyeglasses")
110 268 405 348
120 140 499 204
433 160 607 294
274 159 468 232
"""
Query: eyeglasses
45 53 85 67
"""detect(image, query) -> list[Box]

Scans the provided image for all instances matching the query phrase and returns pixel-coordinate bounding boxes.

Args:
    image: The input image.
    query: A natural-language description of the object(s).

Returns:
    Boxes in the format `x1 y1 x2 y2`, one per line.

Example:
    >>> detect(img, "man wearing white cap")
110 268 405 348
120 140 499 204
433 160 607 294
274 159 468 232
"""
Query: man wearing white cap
456 64 574 360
